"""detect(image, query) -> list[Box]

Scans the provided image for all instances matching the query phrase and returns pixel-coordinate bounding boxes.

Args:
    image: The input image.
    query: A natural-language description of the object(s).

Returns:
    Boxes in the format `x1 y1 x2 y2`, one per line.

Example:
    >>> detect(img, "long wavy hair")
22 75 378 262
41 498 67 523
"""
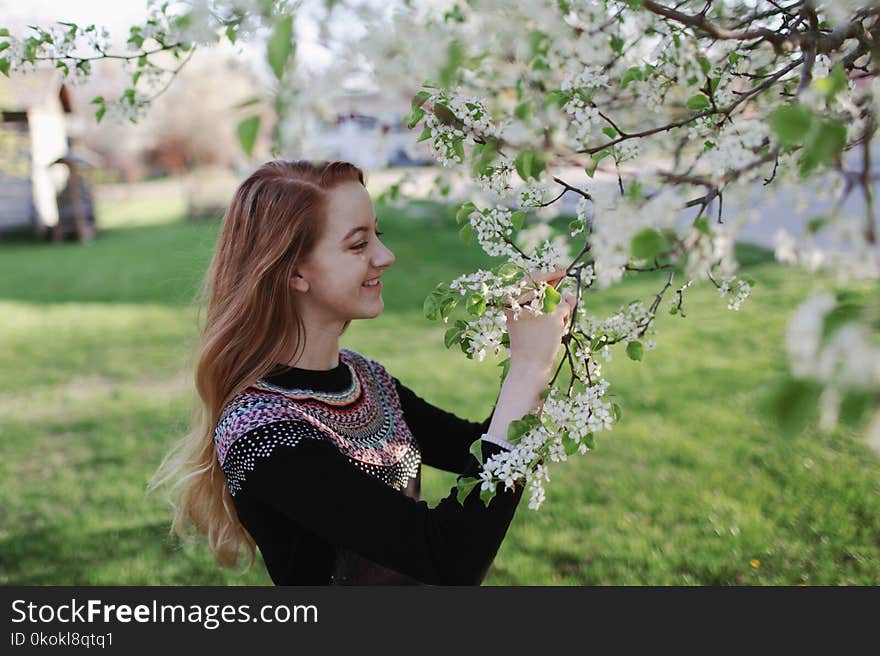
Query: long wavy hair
148 159 366 570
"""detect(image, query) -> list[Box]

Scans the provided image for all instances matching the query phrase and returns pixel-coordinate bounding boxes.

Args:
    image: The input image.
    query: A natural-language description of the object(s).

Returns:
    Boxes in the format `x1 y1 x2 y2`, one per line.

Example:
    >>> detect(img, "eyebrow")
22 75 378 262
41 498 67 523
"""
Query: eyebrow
341 216 379 243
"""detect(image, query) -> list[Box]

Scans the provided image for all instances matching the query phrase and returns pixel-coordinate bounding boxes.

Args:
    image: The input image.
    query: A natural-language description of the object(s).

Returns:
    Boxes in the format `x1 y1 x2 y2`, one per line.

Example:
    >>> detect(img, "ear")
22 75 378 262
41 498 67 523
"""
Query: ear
291 272 310 293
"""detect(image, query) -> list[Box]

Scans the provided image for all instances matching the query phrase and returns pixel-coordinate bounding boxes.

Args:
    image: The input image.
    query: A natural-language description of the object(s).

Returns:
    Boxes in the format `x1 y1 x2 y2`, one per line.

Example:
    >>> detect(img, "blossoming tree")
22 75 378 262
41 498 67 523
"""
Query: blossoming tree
4 0 878 509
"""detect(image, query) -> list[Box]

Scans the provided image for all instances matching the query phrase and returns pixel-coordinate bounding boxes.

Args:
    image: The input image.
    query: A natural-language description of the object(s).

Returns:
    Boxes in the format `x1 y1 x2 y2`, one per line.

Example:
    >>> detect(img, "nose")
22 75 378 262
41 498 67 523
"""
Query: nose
373 242 395 269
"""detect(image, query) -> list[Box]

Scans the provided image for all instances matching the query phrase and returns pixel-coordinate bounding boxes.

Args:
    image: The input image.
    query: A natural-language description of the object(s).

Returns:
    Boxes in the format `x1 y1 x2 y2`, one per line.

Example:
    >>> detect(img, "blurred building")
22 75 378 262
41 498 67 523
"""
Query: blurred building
310 89 434 169
0 70 96 240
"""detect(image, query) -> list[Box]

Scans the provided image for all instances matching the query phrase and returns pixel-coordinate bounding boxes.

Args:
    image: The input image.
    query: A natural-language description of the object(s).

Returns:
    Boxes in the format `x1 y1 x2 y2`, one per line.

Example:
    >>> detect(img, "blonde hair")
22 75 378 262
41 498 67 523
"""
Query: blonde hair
147 159 366 570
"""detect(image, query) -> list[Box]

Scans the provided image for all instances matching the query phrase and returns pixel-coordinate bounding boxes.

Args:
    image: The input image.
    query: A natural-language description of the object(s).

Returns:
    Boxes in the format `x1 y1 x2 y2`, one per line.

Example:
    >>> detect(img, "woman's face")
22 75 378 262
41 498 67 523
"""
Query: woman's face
292 180 395 323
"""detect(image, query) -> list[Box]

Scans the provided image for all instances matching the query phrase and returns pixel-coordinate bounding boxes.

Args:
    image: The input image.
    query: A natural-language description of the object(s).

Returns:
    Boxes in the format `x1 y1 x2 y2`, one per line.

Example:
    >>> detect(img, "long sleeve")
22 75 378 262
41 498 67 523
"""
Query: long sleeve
392 375 497 475
228 420 523 585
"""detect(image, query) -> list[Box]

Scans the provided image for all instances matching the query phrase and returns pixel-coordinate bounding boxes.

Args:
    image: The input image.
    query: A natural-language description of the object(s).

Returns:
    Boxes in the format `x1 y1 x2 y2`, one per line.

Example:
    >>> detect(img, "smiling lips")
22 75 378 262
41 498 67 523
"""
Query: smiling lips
362 277 382 289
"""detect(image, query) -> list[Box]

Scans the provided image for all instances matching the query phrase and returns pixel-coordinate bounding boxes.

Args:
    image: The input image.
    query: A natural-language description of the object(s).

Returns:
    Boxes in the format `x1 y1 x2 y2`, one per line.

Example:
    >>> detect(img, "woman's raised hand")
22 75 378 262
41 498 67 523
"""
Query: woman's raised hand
504 269 576 378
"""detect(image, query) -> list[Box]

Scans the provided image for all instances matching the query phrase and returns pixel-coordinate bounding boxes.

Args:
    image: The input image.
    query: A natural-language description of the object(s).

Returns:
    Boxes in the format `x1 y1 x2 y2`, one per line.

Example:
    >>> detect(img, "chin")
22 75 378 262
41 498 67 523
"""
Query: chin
367 298 384 318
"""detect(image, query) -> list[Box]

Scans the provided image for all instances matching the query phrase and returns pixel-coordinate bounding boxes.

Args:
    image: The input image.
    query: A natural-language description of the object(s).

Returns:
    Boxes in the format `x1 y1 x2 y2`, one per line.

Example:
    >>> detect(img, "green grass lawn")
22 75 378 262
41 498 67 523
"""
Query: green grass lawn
1 191 878 585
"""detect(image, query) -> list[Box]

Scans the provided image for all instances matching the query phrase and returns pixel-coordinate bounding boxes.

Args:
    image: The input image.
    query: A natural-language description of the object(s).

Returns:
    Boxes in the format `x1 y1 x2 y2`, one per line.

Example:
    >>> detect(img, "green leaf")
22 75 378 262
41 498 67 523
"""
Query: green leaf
611 402 622 422
498 356 512 382
507 418 530 442
423 294 440 321
444 327 463 349
456 201 476 224
0 28 10 37
438 295 458 321
630 227 670 260
531 55 550 71
544 89 572 109
469 437 484 465
456 476 480 505
540 386 553 400
515 150 545 181
0 57 9 77
594 150 613 165
693 214 711 236
466 292 486 316
514 100 533 121
529 30 550 57
685 94 710 110
440 39 464 86
417 125 432 142
480 486 497 507
406 106 425 129
515 150 533 180
807 215 831 234
236 115 260 156
452 139 465 163
601 126 617 139
621 66 643 89
541 283 561 314
95 105 106 123
626 341 644 361
266 14 294 80
0 42 9 54
770 104 814 147
511 210 527 231
799 119 846 176
812 62 848 100
562 433 580 456
411 90 431 110
459 222 474 244
225 24 237 44
697 55 711 76
610 34 624 53
496 262 522 280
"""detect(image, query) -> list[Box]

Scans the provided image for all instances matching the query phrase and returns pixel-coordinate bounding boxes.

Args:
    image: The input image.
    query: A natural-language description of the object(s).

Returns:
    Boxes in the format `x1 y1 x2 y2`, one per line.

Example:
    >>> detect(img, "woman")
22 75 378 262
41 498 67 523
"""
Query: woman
150 159 573 585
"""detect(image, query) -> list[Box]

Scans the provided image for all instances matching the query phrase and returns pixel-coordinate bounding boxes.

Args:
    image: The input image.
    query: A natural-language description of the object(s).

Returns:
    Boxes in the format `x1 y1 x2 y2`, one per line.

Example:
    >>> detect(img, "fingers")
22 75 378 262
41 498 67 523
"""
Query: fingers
527 268 567 288
561 291 574 322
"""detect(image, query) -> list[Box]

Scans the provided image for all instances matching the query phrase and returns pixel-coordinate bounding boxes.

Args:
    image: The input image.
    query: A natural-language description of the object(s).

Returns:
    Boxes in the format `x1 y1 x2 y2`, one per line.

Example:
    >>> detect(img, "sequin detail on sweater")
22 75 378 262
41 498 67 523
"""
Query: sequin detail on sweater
215 348 421 496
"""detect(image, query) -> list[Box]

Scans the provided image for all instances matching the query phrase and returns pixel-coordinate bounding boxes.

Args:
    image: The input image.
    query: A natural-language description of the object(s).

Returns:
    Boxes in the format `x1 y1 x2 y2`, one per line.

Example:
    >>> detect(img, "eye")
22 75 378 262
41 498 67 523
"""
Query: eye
352 230 384 250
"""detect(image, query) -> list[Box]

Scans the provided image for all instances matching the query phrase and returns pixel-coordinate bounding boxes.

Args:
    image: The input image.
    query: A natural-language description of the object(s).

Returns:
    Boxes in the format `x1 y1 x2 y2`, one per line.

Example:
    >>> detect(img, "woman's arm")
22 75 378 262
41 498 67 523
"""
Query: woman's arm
223 421 523 585
392 375 498 475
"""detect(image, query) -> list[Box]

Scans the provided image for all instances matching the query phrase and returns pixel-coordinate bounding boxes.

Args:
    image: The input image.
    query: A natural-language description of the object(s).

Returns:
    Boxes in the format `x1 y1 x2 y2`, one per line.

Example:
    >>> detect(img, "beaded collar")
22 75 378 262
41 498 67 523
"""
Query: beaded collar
251 349 361 406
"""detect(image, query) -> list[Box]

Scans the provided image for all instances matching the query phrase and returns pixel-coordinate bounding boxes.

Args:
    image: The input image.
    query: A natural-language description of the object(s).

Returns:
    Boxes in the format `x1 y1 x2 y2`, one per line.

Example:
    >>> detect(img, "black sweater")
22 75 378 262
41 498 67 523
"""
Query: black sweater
215 348 524 585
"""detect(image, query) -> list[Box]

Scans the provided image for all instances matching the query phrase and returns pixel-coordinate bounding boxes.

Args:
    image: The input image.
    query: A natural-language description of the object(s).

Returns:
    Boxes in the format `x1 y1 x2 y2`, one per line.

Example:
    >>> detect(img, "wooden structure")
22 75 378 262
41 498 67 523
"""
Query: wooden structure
0 70 95 241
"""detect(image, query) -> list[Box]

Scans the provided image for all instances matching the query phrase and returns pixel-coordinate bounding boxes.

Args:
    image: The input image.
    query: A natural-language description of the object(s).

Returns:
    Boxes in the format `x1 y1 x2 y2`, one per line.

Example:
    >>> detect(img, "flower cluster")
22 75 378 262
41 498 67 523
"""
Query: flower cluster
476 156 515 196
424 109 468 167
717 276 752 311
564 95 603 146
580 301 656 346
463 308 508 362
509 237 570 275
468 206 515 257
479 379 616 510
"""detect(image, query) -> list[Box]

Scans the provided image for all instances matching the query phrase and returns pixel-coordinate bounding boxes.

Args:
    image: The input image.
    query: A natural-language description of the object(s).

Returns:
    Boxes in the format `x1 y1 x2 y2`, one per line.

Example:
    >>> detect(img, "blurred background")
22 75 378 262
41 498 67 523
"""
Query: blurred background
1 1 879 585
